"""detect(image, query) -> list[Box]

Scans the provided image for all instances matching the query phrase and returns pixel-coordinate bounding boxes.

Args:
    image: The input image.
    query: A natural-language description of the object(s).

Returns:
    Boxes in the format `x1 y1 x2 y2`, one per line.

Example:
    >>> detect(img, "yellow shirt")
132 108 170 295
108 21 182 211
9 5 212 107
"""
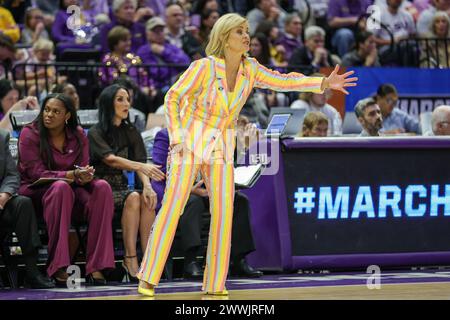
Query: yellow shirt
0 7 20 43
227 90 238 107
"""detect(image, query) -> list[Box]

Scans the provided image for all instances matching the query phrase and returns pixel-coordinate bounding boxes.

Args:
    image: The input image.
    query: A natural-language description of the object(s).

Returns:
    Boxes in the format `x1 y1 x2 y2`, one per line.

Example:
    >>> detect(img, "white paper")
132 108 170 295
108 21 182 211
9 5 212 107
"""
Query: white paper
234 164 262 187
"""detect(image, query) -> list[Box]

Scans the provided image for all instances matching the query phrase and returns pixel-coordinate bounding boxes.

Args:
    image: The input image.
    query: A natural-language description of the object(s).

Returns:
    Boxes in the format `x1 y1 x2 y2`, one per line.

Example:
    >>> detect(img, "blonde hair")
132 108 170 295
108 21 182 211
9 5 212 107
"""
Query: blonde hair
205 13 248 58
33 38 54 52
430 11 450 37
301 111 328 137
299 72 325 101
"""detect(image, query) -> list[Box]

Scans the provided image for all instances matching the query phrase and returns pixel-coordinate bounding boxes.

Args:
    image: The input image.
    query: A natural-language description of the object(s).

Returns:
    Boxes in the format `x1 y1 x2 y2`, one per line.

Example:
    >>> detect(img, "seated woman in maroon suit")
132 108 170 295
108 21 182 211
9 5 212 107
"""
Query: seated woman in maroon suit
17 93 115 286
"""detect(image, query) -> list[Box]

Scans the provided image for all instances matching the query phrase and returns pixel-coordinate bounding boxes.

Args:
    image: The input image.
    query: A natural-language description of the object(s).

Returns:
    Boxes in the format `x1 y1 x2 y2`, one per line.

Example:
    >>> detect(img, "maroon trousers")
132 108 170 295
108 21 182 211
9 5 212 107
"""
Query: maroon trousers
20 179 115 277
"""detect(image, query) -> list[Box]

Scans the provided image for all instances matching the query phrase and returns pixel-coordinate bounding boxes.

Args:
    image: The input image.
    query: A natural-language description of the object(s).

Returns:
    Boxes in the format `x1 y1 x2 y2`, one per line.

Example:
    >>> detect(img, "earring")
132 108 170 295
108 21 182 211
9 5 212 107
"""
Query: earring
65 119 68 125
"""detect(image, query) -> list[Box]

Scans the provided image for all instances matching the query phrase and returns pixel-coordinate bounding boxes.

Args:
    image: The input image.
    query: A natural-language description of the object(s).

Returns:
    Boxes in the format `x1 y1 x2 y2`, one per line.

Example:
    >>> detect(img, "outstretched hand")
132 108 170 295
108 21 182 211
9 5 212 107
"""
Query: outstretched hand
325 65 358 95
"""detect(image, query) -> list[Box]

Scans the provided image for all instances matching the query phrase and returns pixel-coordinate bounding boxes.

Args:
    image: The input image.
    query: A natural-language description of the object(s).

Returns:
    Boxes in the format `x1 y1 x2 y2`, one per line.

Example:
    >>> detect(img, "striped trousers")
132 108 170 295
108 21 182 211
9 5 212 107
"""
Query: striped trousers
137 148 235 292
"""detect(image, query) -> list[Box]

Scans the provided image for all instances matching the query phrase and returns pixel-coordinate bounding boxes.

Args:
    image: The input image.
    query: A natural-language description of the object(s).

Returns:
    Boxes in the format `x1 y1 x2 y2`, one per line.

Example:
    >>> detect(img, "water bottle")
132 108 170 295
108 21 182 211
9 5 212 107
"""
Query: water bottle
126 171 135 191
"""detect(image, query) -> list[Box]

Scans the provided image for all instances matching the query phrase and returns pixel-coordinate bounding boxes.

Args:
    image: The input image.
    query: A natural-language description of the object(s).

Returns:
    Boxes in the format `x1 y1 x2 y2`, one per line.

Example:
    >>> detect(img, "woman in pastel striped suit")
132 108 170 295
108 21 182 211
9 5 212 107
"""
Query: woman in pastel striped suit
137 13 357 296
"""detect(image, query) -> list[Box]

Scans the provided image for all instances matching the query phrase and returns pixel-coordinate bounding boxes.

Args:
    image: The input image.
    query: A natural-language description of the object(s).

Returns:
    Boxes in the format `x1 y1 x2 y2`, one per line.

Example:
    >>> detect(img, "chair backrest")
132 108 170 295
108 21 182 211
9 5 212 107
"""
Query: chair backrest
77 109 99 128
420 111 433 135
342 112 363 134
9 110 40 132
59 49 102 63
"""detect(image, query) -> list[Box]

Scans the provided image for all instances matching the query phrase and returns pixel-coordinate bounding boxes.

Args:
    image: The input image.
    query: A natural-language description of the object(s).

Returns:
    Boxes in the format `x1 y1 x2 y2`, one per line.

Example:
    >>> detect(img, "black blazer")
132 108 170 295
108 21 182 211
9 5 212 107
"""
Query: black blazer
0 129 20 196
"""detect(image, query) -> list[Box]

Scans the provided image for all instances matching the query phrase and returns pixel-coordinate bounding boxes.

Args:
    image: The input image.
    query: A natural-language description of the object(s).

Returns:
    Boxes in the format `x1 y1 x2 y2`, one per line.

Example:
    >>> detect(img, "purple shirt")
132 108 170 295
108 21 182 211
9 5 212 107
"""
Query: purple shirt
18 122 89 193
136 42 190 90
100 21 146 54
275 34 303 62
328 0 373 20
52 10 76 43
150 128 170 212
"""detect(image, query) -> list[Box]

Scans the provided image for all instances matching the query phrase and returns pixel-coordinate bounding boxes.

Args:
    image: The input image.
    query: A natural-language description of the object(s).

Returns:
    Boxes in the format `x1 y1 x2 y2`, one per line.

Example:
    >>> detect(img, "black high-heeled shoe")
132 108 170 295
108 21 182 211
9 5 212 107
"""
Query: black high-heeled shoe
86 273 107 286
123 255 139 283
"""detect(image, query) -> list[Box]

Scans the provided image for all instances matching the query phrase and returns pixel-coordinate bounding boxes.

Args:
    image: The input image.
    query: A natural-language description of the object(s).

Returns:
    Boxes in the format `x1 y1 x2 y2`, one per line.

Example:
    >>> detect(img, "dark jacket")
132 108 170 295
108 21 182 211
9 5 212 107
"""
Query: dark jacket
0 129 19 196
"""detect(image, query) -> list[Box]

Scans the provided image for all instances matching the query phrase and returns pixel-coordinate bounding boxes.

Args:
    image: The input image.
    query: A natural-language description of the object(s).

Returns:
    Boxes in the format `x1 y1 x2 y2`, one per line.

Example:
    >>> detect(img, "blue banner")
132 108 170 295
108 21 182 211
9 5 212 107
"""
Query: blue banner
346 67 450 114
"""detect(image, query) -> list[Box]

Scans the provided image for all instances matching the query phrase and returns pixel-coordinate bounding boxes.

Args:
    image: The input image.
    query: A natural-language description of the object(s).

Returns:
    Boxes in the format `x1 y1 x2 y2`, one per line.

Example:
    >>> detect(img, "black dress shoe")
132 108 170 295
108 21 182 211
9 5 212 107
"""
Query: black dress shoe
183 261 204 280
24 273 56 289
86 274 107 286
231 259 263 278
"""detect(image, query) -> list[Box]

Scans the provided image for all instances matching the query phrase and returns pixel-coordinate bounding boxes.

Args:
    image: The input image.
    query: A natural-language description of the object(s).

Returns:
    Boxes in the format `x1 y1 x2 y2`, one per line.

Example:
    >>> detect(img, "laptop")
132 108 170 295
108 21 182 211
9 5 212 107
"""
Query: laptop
265 107 307 137
265 113 291 137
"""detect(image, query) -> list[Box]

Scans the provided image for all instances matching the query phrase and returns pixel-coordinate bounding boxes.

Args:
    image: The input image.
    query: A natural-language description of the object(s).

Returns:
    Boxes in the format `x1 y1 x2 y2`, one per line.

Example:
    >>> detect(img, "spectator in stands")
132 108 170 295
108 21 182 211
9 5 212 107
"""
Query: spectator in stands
431 105 450 135
291 73 343 136
247 0 286 35
34 0 58 27
51 82 80 110
0 79 39 132
0 34 16 78
254 20 286 66
289 26 339 71
342 31 381 67
150 127 263 280
14 39 60 98
354 97 383 136
419 10 450 68
228 0 253 16
81 0 110 24
300 111 329 137
99 26 148 88
192 0 223 16
373 0 417 63
274 13 303 62
413 0 432 14
52 0 92 55
100 0 146 54
249 33 275 65
133 0 155 24
20 7 50 46
0 128 55 289
197 9 220 46
164 2 204 60
87 84 165 282
2 0 30 24
142 0 164 19
328 0 372 57
17 93 115 286
137 17 190 95
191 0 223 29
24 39 55 77
0 5 20 43
417 0 450 36
375 0 421 20
374 83 421 134
293 0 329 29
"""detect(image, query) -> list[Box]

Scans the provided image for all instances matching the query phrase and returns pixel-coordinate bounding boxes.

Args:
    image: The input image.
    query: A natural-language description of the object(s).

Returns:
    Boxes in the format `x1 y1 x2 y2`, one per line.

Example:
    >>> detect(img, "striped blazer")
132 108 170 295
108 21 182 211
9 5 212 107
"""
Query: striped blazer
164 55 325 162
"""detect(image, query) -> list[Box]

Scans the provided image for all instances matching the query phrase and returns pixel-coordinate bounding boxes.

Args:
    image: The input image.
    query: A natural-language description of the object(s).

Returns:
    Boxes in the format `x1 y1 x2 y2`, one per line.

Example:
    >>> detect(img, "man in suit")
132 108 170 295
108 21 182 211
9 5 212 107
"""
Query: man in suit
151 128 263 280
0 129 54 288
